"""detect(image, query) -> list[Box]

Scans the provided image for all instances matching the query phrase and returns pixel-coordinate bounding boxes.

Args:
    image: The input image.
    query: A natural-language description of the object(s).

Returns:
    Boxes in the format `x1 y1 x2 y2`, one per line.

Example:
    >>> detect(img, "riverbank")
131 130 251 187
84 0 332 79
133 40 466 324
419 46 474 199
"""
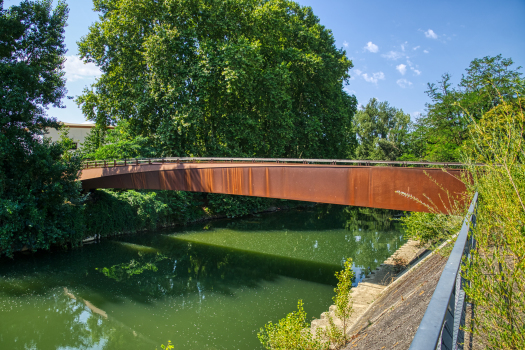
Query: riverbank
311 239 425 339
14 189 312 255
342 251 447 349
311 239 464 350
81 190 310 244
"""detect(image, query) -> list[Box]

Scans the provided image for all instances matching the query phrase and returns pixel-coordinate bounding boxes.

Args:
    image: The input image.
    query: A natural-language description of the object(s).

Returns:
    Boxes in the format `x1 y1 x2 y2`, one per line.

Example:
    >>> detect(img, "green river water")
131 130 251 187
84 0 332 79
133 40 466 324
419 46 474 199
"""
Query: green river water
0 204 406 350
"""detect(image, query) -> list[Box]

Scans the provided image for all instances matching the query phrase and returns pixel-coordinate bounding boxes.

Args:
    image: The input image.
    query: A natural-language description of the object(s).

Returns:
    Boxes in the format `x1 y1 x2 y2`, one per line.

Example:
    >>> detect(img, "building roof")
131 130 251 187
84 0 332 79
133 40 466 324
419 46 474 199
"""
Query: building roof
61 122 115 129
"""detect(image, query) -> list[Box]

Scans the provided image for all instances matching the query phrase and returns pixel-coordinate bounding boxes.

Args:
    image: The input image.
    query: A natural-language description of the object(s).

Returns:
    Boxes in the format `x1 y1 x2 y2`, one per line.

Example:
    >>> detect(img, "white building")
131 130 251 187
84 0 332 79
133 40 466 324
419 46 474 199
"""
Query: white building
44 123 114 149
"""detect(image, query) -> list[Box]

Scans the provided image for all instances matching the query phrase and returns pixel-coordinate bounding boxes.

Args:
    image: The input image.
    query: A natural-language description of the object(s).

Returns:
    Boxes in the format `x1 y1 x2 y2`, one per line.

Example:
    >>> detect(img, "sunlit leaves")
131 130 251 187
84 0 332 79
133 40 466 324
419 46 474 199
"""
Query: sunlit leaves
354 98 412 161
77 0 357 159
417 55 523 162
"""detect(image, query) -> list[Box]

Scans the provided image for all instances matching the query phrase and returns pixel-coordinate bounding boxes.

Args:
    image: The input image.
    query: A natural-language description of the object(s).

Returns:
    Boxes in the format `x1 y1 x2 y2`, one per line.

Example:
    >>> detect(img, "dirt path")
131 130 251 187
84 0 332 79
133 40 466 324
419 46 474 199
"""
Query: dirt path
343 253 447 349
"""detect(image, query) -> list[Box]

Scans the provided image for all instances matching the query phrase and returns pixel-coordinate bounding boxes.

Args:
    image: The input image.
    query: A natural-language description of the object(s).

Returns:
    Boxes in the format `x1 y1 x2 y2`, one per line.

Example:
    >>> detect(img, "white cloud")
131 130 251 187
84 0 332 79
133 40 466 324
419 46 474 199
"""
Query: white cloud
423 50 429 53
362 71 385 84
413 46 420 50
397 79 412 88
411 68 421 75
343 41 349 48
382 51 404 60
424 29 438 39
64 55 101 82
396 64 407 75
354 69 362 76
364 41 379 53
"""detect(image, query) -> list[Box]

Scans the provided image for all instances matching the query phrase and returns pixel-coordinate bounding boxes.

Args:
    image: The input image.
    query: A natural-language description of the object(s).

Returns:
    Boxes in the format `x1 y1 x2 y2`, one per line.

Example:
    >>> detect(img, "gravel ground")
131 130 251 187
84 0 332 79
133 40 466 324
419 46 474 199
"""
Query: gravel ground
342 253 448 350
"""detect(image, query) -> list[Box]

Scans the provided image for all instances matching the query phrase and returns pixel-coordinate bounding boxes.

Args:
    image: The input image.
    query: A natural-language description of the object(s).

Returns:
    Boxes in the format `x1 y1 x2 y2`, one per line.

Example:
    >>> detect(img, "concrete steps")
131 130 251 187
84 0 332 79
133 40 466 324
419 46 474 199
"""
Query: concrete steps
310 240 423 340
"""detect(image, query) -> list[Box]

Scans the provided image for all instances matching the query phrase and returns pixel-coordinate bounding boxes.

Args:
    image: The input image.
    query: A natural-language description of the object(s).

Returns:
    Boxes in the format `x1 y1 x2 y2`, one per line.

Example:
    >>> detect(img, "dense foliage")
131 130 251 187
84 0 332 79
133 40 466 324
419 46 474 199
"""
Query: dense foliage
0 0 84 257
415 55 523 162
353 98 412 161
83 189 300 238
461 96 525 348
331 258 354 345
76 0 357 159
80 121 157 160
401 93 525 348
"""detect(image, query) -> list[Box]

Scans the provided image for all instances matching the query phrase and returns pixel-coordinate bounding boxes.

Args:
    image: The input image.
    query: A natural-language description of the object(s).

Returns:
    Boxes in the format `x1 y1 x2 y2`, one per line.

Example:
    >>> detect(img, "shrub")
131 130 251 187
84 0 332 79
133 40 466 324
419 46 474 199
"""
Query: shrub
257 300 327 350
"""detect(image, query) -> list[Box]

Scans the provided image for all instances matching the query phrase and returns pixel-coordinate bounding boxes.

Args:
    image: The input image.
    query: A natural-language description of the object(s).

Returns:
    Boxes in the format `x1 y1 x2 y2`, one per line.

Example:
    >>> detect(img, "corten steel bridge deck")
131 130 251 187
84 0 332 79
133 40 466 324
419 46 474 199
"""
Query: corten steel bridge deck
80 157 469 213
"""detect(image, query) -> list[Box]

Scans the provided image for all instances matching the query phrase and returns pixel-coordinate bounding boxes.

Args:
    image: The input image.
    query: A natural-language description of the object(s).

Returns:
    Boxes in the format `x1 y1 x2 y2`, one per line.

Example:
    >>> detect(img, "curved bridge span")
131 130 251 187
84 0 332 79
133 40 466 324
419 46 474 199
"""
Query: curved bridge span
80 158 467 213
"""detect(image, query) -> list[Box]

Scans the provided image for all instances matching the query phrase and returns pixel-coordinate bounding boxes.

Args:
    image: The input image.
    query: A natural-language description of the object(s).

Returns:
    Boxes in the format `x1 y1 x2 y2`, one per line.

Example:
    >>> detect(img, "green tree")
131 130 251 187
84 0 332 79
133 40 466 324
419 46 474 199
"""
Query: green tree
81 121 157 160
353 98 412 161
0 0 83 256
417 55 523 162
76 0 357 159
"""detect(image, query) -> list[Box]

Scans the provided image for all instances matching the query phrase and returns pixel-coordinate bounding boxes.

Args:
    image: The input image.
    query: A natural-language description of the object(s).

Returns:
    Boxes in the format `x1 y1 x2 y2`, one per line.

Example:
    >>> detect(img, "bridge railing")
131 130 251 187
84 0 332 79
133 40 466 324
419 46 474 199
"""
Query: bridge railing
409 192 478 350
82 157 473 169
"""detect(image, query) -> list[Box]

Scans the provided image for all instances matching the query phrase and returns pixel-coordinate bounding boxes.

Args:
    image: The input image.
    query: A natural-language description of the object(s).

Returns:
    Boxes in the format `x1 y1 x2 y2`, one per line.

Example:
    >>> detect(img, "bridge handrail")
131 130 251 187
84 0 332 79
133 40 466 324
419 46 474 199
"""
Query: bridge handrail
409 192 478 350
82 157 480 169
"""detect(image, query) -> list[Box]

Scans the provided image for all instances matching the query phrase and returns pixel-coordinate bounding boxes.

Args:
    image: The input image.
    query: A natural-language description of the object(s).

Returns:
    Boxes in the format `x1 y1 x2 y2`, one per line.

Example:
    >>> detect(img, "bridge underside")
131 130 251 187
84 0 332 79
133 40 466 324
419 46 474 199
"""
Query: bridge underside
80 163 467 213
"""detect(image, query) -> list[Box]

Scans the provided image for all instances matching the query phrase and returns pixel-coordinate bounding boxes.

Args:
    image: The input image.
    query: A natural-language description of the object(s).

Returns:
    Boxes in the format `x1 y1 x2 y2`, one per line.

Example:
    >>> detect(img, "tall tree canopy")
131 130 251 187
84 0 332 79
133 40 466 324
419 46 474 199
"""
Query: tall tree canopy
417 55 523 162
353 98 412 161
0 0 82 256
77 0 357 159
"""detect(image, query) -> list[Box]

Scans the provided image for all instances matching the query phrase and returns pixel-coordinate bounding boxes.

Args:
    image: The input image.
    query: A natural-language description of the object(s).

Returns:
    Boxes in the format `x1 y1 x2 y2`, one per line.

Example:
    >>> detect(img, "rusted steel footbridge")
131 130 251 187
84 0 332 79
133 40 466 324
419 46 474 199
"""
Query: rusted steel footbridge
80 157 468 213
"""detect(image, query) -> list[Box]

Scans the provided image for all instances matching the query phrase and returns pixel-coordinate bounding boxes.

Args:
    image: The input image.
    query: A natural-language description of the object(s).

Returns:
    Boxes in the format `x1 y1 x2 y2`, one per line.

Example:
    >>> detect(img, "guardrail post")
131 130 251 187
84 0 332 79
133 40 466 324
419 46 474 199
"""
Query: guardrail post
114 159 116 167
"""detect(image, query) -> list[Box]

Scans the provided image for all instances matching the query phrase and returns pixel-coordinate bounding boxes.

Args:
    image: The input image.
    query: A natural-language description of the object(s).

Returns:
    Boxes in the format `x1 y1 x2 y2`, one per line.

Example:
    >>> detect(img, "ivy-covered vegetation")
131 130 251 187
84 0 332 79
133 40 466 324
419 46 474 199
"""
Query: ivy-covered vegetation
83 189 298 239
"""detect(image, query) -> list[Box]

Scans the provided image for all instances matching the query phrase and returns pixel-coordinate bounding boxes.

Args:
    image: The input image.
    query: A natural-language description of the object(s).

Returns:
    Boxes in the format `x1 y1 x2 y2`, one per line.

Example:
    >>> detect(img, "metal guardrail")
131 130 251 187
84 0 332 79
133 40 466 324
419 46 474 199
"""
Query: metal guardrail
82 157 476 169
409 192 478 350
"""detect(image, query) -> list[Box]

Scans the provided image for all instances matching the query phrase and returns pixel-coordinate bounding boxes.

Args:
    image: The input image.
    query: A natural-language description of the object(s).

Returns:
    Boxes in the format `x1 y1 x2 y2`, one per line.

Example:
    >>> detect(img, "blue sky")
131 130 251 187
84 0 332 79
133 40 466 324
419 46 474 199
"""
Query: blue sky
5 0 523 123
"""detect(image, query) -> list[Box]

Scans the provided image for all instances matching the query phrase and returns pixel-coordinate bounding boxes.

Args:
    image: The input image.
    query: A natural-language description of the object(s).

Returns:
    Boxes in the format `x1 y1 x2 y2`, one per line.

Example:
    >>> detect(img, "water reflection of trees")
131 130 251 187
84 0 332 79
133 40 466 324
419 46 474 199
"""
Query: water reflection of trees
95 239 339 301
98 252 168 282
93 205 406 299
313 205 406 276
0 204 407 349
0 286 153 350
0 205 407 303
